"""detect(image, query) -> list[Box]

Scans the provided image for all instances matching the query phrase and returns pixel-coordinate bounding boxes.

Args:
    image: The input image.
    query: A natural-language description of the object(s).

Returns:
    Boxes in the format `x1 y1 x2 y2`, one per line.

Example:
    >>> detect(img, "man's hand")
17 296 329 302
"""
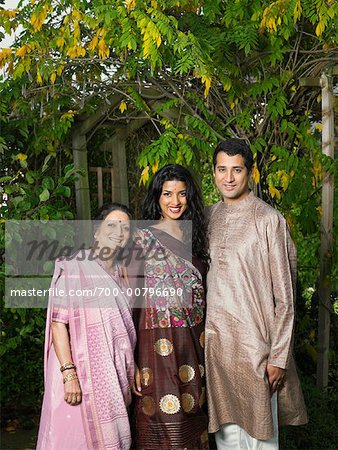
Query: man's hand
266 364 285 395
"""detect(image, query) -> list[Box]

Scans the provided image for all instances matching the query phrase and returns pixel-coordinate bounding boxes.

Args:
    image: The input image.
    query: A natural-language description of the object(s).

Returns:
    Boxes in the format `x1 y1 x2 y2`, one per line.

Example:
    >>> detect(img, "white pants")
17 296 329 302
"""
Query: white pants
215 393 279 450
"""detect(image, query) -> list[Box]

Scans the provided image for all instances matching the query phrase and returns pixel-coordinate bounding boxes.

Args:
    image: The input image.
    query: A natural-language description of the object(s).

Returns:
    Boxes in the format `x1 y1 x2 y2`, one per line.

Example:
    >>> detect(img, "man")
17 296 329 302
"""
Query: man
205 139 308 449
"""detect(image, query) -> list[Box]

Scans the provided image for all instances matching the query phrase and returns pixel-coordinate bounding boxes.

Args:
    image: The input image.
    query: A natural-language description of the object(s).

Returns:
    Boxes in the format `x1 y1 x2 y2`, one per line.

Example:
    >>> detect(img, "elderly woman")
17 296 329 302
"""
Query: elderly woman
37 203 136 450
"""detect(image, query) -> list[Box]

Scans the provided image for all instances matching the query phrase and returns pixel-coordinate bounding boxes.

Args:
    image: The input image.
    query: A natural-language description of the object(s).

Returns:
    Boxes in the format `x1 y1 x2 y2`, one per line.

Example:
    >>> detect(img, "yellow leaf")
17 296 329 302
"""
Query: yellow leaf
316 20 325 37
223 79 232 92
0 9 17 18
177 134 184 139
293 0 302 21
252 166 260 184
67 45 86 58
315 123 322 132
124 0 136 11
151 0 158 8
60 110 75 122
201 74 211 98
72 10 82 20
57 65 64 76
16 45 30 57
140 166 150 185
78 47 86 57
73 20 81 40
312 159 322 183
155 33 161 47
281 173 289 191
0 48 12 68
152 160 159 173
50 72 56 84
98 39 110 59
230 99 238 110
268 185 281 200
31 8 47 31
67 46 77 58
36 68 42 84
88 35 98 51
17 153 28 161
57 36 65 48
119 101 127 113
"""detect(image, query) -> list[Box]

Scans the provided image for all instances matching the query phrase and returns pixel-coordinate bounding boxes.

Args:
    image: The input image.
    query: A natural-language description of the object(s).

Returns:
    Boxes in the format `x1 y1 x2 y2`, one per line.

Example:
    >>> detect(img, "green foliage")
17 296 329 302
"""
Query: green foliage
0 151 80 418
1 157 81 220
280 378 338 449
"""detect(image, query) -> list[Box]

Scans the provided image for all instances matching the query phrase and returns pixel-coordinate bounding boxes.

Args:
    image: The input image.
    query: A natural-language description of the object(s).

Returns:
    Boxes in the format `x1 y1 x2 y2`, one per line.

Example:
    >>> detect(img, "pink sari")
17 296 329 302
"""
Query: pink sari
37 254 136 450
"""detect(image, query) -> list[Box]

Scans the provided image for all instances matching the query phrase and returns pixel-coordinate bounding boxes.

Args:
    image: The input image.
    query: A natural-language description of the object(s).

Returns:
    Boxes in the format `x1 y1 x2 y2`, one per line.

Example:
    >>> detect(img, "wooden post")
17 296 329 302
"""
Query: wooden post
101 134 129 206
72 130 91 220
110 167 115 204
316 73 334 388
113 133 129 206
97 166 103 207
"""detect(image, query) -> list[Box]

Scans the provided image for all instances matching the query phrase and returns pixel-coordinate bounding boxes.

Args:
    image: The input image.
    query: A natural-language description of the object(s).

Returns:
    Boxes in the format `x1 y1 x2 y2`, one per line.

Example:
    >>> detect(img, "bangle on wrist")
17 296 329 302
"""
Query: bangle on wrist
63 373 78 384
60 362 76 373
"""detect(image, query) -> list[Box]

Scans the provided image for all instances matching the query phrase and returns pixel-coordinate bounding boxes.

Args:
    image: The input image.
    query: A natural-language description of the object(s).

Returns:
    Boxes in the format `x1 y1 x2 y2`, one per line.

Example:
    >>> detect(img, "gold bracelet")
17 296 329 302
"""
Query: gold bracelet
63 373 78 384
60 362 76 373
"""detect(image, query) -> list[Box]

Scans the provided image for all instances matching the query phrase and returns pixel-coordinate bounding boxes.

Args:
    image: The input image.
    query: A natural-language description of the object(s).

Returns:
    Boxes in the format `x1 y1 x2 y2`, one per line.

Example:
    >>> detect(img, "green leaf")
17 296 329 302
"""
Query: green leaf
42 177 55 190
11 196 24 209
39 189 50 202
0 176 12 182
42 155 53 172
25 172 35 184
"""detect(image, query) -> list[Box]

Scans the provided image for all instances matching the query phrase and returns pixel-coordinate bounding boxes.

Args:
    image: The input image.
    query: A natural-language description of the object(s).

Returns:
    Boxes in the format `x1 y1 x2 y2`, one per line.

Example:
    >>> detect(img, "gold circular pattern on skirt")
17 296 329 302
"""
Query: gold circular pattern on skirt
179 365 195 383
199 331 205 348
140 367 153 387
142 396 156 416
181 393 195 413
154 338 173 356
199 387 206 407
199 364 205 378
159 394 181 414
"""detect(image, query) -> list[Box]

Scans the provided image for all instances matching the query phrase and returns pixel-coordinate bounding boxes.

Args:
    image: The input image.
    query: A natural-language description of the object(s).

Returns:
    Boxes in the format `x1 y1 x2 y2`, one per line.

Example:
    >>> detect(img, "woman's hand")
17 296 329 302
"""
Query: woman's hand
64 371 82 405
132 365 142 397
51 322 82 406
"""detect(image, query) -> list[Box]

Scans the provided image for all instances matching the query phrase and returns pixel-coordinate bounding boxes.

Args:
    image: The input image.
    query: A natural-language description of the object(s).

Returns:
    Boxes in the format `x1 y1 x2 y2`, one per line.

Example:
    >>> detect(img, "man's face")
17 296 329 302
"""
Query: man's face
213 152 251 203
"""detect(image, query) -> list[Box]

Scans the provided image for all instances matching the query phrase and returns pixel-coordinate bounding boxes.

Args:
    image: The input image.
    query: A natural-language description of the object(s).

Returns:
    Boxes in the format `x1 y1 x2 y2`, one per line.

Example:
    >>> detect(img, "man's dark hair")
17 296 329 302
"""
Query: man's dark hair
213 139 254 171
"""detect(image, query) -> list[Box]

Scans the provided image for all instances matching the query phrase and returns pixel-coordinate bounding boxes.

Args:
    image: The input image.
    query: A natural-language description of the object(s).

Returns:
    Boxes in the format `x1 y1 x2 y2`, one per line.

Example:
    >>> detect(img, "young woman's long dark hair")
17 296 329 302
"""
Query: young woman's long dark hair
142 164 209 264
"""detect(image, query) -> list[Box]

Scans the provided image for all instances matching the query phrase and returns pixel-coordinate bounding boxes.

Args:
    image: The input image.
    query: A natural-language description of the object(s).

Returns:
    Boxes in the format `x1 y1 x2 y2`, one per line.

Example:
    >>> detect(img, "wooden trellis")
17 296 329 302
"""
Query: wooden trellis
89 166 116 208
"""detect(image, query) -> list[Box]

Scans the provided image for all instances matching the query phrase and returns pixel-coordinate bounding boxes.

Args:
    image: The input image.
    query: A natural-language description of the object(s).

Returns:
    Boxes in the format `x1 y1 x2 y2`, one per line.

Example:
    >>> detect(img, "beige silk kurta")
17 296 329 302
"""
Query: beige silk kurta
205 192 308 440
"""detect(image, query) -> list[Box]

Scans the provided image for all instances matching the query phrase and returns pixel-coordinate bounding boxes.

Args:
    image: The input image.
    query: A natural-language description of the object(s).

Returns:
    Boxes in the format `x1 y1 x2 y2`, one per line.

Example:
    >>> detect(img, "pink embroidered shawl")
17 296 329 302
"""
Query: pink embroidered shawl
37 254 136 450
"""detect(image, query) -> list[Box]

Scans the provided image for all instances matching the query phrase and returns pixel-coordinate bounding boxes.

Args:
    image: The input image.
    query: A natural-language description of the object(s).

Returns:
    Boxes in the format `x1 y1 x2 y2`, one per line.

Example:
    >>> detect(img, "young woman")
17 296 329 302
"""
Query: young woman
132 165 209 449
37 203 136 450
